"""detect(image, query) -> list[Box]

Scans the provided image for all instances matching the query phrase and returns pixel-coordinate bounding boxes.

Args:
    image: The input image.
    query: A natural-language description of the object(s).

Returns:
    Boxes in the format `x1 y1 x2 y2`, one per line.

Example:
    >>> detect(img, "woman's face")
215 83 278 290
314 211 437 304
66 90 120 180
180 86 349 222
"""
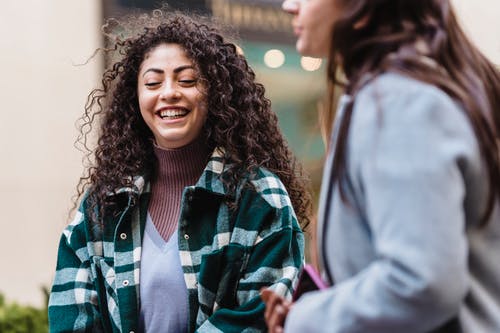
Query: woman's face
137 43 207 149
282 0 340 57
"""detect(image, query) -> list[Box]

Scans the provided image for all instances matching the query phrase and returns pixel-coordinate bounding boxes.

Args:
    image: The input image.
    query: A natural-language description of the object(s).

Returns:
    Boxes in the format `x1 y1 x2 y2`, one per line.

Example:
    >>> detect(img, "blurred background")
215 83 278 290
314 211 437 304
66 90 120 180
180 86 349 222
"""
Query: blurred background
0 0 499 314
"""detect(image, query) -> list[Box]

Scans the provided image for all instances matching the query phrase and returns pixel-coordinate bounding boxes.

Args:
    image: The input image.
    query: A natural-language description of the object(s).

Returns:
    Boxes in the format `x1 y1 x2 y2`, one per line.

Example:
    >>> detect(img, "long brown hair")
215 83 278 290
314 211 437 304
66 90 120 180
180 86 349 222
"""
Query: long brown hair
75 11 312 228
325 0 500 224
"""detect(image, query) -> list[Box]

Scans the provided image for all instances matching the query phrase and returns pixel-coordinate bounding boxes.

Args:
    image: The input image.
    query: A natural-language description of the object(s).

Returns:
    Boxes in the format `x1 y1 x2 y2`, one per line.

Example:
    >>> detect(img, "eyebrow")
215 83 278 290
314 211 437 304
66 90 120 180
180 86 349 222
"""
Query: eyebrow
142 65 195 77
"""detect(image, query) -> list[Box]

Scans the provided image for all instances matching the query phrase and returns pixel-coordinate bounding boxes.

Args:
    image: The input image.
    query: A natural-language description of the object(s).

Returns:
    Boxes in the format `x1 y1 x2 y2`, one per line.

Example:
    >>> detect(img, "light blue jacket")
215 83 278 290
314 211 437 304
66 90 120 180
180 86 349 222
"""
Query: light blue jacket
285 73 500 332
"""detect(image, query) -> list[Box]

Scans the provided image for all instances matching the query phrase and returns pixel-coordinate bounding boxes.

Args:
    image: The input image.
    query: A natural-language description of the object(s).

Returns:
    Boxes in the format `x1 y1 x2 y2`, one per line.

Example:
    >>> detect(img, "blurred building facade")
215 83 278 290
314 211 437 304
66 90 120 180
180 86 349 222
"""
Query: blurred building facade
0 0 102 307
0 0 498 307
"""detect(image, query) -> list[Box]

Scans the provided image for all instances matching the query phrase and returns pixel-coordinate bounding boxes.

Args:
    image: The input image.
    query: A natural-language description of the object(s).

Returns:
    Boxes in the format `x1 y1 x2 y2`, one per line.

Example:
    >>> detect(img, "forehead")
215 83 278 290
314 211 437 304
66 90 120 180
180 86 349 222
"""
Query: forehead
140 43 195 71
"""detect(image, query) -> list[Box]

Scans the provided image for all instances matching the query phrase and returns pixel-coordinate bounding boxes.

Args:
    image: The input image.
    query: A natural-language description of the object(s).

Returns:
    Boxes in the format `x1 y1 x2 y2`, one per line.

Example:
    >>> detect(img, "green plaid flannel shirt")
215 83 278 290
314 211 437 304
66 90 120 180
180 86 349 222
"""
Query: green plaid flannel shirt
49 150 305 332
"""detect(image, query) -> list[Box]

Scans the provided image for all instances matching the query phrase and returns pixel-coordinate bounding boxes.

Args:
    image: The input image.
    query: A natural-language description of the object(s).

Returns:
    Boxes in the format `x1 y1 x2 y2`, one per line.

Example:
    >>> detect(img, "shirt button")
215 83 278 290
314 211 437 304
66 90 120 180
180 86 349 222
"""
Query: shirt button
120 233 127 240
184 234 190 240
122 280 130 287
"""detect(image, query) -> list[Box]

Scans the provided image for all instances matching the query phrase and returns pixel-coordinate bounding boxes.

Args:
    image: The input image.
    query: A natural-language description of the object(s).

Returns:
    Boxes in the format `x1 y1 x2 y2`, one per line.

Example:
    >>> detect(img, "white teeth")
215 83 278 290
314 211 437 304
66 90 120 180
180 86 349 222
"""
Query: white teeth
159 109 188 118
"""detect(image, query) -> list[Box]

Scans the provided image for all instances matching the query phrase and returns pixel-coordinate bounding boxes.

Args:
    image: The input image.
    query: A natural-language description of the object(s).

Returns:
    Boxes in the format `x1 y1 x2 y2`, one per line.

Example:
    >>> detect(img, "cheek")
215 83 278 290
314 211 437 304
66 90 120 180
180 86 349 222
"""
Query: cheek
193 91 208 116
306 21 333 56
138 91 156 113
137 97 155 127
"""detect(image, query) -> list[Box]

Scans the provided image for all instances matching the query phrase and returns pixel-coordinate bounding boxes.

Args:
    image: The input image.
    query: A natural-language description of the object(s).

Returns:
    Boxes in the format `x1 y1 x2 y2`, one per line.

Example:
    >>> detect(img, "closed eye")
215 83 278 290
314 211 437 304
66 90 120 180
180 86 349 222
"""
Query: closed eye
145 82 161 87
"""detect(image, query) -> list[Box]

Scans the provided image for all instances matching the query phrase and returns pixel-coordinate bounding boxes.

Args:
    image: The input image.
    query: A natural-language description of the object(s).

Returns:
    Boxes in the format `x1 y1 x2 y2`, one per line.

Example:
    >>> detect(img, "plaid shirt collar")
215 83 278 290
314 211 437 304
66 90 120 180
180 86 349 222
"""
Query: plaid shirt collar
114 148 231 199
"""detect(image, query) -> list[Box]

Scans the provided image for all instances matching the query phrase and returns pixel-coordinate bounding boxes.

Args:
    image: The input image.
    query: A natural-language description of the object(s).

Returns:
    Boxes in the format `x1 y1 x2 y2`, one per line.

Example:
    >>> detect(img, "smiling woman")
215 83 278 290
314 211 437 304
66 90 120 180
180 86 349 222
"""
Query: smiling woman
47 10 311 333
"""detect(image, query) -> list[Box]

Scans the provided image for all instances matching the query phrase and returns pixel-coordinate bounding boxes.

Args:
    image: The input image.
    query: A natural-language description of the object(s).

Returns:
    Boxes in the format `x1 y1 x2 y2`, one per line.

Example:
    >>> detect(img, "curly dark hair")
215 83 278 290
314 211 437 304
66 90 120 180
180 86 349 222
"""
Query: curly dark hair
75 10 312 229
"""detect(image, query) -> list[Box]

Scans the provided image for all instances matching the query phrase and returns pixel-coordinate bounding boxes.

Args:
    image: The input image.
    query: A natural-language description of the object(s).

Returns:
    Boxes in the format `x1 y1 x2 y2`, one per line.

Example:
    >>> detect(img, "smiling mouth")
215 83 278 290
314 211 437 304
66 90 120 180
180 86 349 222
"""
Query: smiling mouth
157 108 189 120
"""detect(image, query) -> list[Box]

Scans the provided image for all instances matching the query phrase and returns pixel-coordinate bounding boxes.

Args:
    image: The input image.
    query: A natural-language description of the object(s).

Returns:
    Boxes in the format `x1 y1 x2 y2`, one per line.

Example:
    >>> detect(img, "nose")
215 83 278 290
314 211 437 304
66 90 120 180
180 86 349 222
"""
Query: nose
282 0 300 14
159 84 181 101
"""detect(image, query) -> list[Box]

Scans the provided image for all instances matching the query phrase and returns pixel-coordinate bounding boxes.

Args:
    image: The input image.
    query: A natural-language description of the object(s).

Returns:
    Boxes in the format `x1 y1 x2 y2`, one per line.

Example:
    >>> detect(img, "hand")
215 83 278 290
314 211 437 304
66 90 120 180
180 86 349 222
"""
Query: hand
260 288 293 333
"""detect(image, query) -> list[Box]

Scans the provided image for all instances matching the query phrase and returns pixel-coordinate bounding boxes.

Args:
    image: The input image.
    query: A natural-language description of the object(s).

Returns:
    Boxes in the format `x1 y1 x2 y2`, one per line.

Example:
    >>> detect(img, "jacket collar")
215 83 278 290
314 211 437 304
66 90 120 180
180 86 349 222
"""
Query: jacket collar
192 148 231 197
112 148 232 198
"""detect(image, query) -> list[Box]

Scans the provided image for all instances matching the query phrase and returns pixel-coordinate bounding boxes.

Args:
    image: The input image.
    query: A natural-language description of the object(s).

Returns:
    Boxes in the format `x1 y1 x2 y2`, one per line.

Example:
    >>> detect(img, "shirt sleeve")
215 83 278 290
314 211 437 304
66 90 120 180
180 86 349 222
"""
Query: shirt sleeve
48 212 104 333
285 75 479 332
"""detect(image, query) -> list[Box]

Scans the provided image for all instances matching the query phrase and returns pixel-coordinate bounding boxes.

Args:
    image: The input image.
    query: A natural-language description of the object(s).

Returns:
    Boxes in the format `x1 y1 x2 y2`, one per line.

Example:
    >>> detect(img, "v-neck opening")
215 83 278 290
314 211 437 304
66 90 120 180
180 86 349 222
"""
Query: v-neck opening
145 213 178 253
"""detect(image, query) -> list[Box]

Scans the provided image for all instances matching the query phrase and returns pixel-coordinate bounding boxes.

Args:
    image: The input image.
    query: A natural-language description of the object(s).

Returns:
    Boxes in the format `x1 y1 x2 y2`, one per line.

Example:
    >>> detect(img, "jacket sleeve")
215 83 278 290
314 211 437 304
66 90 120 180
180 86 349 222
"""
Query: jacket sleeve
285 75 476 332
48 211 104 333
197 178 305 333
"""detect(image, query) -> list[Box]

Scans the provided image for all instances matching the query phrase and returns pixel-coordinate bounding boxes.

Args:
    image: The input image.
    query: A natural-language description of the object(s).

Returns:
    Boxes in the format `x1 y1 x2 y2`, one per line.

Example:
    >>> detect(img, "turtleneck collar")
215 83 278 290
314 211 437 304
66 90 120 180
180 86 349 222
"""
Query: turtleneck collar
152 137 211 187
